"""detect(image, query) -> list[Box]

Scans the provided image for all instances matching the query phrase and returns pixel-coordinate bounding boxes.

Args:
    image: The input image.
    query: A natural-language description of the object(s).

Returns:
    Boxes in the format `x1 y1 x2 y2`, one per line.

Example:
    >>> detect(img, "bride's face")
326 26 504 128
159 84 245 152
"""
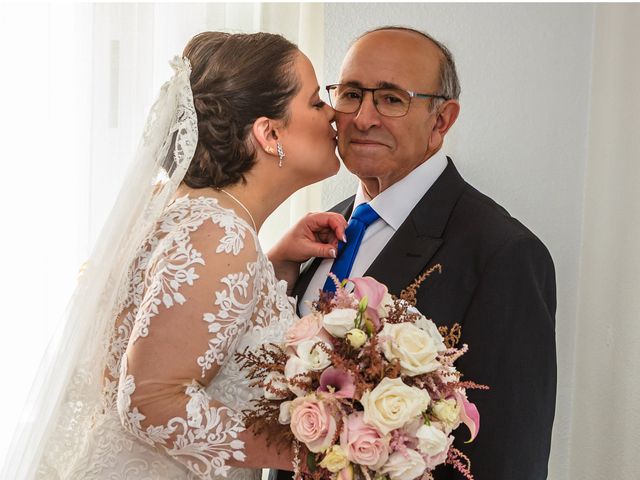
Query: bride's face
277 53 340 184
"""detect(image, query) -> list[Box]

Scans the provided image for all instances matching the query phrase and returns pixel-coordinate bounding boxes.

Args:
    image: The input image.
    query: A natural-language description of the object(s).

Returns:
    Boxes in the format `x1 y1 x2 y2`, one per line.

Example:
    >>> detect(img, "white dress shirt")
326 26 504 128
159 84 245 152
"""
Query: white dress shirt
298 150 448 315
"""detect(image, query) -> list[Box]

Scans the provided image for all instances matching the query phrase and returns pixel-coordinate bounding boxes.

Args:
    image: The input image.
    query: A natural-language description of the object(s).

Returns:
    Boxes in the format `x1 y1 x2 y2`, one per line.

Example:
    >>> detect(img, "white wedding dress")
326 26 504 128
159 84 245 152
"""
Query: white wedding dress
36 194 296 479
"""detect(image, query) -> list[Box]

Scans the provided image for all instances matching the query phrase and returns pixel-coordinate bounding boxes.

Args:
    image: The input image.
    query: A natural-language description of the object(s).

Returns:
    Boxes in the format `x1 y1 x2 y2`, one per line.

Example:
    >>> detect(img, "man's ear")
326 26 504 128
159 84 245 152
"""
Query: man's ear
251 116 279 155
428 100 460 151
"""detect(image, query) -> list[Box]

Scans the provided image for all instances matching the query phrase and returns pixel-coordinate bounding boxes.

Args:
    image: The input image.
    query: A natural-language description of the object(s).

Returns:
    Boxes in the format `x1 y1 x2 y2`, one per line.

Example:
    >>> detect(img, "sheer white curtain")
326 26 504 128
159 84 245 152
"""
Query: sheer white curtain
570 5 640 479
0 2 324 469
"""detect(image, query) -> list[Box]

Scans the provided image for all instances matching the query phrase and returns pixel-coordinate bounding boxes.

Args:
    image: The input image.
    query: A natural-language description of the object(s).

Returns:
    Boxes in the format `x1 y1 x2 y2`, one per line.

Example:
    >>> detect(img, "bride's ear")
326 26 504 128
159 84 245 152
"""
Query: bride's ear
251 117 279 156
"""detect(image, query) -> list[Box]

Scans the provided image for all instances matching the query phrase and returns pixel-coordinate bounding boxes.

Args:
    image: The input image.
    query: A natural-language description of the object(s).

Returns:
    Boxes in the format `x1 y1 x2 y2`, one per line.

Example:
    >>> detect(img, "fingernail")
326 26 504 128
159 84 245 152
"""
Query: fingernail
342 235 347 243
330 248 336 258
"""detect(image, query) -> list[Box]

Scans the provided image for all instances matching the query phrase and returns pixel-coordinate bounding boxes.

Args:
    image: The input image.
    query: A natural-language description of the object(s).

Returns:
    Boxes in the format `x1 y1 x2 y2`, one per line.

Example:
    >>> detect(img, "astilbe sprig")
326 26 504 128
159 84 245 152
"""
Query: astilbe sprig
399 263 443 306
439 343 469 366
311 290 335 315
234 344 287 385
382 297 418 324
446 446 475 480
241 398 293 450
439 323 462 348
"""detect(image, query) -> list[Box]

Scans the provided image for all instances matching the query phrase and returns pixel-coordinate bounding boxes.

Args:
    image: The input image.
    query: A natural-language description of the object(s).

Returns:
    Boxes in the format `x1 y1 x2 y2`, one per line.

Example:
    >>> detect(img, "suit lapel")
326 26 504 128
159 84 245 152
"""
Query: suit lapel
365 159 467 296
292 158 467 302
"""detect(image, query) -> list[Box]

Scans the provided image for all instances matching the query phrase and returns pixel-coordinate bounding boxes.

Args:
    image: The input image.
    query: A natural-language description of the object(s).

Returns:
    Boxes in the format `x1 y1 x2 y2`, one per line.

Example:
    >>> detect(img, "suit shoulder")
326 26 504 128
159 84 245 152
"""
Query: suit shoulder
452 183 551 259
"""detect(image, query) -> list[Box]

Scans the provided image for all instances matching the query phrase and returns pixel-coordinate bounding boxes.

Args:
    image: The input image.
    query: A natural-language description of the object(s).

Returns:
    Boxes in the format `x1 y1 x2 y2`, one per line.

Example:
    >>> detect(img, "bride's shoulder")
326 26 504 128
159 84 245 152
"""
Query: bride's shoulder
160 194 260 259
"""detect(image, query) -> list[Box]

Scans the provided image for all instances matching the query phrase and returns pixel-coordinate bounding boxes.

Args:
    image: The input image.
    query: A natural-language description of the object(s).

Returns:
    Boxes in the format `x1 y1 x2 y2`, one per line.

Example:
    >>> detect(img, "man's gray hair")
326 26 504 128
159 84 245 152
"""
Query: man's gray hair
357 26 461 110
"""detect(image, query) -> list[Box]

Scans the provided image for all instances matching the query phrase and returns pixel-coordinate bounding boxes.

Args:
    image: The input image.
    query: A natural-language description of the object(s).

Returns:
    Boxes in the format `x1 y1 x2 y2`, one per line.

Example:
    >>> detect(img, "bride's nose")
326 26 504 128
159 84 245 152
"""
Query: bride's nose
326 103 336 122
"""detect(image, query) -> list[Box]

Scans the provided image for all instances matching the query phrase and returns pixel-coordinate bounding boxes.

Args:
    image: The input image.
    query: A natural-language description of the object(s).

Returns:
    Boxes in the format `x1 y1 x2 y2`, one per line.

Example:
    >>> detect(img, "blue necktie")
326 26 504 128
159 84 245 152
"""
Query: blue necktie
323 203 380 292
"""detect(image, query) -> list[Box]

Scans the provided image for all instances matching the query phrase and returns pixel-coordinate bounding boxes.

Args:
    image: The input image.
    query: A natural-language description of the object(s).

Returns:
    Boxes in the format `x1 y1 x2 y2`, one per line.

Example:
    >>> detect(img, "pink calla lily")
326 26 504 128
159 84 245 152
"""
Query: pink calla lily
318 367 356 399
454 390 480 443
350 276 388 329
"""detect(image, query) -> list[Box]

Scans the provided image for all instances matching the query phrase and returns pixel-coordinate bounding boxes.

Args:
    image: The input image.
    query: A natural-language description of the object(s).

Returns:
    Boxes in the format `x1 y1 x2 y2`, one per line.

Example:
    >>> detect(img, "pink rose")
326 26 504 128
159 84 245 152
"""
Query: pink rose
284 313 325 347
340 412 390 470
290 395 338 453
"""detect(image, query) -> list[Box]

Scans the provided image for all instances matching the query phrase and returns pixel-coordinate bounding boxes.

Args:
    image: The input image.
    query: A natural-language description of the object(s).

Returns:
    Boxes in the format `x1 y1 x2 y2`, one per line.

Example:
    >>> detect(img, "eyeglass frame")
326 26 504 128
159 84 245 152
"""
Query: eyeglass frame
325 83 450 117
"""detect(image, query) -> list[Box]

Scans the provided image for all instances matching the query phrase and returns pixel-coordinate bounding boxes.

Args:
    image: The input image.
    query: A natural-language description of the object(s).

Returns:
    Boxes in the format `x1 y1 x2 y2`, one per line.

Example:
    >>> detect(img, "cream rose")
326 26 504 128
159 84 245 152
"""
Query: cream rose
380 322 444 376
323 308 358 338
319 445 349 472
413 315 446 351
379 449 426 480
360 377 430 435
431 398 461 427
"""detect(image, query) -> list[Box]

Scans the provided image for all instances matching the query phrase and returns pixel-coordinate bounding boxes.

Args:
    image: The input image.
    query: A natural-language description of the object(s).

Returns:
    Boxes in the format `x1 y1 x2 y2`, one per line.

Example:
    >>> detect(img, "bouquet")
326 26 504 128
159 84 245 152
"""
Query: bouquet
238 267 487 480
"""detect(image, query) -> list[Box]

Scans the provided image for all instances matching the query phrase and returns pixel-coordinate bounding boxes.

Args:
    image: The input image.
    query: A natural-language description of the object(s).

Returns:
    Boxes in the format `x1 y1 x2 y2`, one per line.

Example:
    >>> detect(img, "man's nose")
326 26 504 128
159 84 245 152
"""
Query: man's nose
353 91 382 130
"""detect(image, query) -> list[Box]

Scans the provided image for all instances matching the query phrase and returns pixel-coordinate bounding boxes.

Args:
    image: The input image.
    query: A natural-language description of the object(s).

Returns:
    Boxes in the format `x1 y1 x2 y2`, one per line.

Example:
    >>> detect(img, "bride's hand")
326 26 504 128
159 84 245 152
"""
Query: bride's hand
268 212 348 287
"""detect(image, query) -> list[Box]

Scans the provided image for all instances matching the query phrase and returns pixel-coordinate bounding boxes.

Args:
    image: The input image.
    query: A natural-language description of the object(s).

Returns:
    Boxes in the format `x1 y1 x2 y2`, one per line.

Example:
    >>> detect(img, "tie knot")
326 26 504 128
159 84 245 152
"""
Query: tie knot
350 203 380 228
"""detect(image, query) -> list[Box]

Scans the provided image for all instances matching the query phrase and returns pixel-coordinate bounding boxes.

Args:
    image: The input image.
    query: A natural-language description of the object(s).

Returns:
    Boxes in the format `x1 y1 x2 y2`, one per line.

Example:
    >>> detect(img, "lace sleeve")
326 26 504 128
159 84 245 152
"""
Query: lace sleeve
115 200 266 478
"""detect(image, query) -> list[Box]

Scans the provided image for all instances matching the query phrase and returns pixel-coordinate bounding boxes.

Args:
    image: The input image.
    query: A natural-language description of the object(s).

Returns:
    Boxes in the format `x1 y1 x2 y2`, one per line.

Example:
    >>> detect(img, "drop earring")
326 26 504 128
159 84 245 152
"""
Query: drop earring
276 142 285 168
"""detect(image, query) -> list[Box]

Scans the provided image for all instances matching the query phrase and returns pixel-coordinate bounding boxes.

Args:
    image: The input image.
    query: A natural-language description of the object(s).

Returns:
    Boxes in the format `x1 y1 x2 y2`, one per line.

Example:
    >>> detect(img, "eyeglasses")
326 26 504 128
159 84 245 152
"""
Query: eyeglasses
325 84 448 117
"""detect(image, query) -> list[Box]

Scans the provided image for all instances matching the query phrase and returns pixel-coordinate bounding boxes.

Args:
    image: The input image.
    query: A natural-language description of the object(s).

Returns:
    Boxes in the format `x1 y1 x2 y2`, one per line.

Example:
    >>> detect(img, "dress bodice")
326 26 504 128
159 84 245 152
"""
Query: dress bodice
37 195 296 479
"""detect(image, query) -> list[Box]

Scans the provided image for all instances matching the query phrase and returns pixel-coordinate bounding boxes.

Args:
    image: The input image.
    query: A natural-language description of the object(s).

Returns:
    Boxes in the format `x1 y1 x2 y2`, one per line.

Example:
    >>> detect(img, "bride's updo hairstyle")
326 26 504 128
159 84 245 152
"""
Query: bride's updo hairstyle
182 31 300 189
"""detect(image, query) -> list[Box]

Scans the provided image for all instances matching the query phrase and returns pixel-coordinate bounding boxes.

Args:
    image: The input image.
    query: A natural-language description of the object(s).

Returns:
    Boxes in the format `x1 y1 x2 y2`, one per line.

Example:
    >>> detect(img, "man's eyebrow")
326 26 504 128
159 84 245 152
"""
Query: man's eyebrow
341 80 364 87
377 81 403 89
339 80 403 90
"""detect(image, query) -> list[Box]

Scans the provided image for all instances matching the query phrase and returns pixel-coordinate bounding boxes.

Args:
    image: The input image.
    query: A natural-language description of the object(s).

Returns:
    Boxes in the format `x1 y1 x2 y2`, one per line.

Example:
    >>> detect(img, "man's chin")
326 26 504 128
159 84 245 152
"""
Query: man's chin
342 156 387 177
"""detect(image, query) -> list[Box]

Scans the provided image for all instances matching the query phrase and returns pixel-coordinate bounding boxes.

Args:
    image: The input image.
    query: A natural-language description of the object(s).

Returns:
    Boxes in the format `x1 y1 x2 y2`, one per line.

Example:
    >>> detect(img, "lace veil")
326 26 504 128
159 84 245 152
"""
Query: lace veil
2 56 198 477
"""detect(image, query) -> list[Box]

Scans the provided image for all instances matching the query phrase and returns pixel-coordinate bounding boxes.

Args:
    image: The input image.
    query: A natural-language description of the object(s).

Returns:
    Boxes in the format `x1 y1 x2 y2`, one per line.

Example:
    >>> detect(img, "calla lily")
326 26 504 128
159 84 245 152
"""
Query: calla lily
350 276 388 329
318 367 356 399
454 390 480 443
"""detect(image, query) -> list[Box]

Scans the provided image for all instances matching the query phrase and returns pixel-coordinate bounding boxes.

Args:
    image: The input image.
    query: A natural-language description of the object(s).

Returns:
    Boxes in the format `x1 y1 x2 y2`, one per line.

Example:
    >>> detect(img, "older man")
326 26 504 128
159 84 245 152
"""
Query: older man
273 26 556 480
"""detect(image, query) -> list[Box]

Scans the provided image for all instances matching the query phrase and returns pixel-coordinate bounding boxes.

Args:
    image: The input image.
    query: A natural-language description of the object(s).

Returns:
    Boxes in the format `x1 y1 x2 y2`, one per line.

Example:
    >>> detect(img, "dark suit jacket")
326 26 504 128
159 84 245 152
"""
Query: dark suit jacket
272 159 557 480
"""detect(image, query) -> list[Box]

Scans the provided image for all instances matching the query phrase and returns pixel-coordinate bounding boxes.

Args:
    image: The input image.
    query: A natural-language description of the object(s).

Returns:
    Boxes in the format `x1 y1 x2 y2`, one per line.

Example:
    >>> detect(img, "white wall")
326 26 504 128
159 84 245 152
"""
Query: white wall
572 5 640 480
322 4 596 479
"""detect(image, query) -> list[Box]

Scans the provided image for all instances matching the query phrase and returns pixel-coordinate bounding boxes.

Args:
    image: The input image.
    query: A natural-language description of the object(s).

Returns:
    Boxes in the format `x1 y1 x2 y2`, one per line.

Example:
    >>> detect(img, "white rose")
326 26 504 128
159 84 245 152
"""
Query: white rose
284 354 311 397
361 377 430 435
278 400 292 424
415 424 449 456
323 308 358 338
263 371 289 400
377 292 394 318
380 322 443 376
413 315 447 352
379 449 426 480
296 339 332 371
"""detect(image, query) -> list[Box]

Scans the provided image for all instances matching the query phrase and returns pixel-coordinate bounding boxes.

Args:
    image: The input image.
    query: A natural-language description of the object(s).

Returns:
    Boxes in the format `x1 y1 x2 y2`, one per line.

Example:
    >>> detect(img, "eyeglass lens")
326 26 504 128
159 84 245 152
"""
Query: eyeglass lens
329 86 411 117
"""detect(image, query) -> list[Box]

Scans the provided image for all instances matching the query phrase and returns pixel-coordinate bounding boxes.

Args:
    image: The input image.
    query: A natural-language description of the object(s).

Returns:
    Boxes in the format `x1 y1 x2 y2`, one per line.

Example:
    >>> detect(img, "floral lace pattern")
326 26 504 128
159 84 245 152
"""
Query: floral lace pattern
38 196 294 479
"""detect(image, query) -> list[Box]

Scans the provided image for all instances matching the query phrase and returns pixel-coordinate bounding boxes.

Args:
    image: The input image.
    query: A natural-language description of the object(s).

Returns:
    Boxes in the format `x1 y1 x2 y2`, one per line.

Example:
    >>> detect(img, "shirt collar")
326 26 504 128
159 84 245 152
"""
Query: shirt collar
352 150 448 230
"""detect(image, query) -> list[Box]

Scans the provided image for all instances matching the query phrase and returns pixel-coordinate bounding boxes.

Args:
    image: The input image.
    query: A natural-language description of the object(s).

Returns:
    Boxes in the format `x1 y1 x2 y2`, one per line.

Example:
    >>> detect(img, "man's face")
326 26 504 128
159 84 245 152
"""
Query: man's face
336 30 445 196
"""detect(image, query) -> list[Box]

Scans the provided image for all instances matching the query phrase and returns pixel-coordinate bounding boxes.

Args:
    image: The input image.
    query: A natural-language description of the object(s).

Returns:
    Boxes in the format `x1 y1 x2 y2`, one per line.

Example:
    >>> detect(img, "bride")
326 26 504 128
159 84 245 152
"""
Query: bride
3 31 345 479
